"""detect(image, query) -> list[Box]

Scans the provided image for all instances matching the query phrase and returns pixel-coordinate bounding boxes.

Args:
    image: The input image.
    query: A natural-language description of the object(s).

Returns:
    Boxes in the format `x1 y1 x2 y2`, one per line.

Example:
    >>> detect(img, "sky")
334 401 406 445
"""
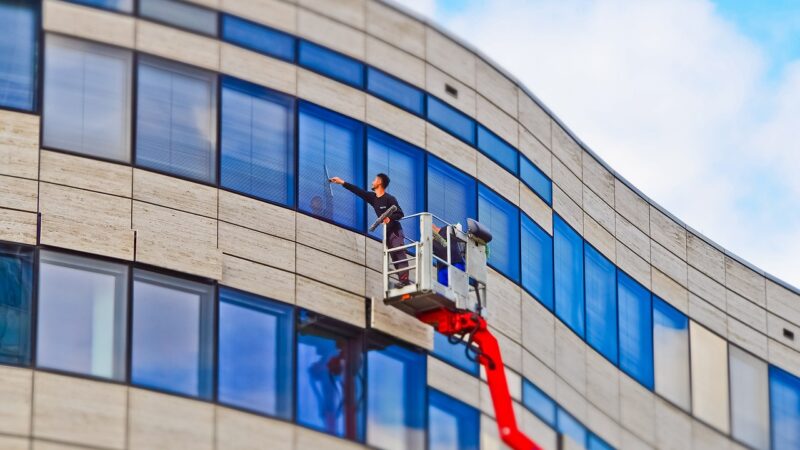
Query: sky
402 0 800 289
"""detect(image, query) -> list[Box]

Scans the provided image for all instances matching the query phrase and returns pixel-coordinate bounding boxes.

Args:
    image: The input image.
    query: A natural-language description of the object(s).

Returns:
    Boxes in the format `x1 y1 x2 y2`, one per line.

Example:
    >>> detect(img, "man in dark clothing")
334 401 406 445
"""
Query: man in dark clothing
329 173 411 287
432 224 465 286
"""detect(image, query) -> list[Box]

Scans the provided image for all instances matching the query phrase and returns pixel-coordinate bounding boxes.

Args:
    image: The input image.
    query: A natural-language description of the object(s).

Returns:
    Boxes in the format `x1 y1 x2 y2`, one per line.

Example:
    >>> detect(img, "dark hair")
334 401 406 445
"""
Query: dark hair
376 173 390 189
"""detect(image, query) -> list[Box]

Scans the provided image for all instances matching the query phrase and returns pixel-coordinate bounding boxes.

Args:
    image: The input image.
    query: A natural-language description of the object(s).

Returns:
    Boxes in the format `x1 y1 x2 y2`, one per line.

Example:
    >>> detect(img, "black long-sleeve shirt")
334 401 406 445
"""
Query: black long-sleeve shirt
342 182 404 233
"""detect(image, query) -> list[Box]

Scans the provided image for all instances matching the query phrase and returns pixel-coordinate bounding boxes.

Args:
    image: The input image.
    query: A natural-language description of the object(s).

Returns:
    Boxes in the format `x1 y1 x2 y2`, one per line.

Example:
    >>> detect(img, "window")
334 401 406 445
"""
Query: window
139 0 217 36
298 40 364 88
298 102 365 230
43 35 133 162
36 251 128 380
426 96 475 145
557 408 587 447
218 287 294 419
428 389 479 450
689 321 729 432
366 68 425 116
477 125 518 174
588 434 613 450
617 270 653 389
554 214 584 337
68 0 133 12
136 57 217 183
367 128 425 240
431 332 479 375
221 14 296 62
221 77 295 206
0 0 37 111
521 214 553 309
131 270 214 399
652 296 690 411
520 155 552 205
478 184 519 282
296 311 364 440
522 379 556 426
367 336 426 450
584 244 617 364
427 156 476 229
0 243 33 365
770 366 800 450
729 345 769 450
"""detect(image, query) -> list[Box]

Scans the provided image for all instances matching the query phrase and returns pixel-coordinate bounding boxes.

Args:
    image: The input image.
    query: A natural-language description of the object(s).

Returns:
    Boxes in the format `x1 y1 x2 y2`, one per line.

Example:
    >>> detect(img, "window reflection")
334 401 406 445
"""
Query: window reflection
0 243 33 365
428 389 479 450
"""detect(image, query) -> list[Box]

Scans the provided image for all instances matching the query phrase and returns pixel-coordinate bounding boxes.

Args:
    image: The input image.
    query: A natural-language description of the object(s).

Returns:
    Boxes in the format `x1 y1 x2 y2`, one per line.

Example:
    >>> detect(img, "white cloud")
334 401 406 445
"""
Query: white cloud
423 0 800 288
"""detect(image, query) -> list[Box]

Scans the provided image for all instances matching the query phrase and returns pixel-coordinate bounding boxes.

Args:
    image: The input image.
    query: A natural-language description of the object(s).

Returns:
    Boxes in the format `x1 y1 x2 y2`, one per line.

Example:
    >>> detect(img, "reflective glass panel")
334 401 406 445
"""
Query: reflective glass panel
729 345 769 450
584 244 617 363
588 434 613 450
426 96 475 145
67 0 133 12
139 0 218 35
222 14 296 62
770 365 800 450
0 243 33 365
689 321 729 432
428 389 479 450
557 408 587 447
428 155 476 229
554 214 584 337
478 184 519 281
522 379 556 427
521 213 553 309
520 155 552 205
298 40 364 88
431 331 479 375
366 67 425 115
617 270 653 389
0 0 37 111
477 125 518 174
652 296 690 410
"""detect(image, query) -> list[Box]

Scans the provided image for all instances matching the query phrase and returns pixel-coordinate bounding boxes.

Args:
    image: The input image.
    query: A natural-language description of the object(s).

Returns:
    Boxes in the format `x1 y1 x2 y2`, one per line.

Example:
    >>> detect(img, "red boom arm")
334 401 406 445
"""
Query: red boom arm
417 308 543 450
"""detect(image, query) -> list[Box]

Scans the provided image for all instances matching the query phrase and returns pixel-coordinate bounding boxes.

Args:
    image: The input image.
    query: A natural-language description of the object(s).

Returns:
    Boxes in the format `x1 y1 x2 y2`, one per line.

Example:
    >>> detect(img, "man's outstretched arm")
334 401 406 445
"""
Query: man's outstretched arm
329 177 374 204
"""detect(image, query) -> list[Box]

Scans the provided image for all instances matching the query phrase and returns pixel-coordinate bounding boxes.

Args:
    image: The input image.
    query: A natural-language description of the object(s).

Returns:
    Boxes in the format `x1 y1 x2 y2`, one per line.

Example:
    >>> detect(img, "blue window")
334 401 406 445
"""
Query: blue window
367 128 425 240
521 214 553 309
427 96 475 145
428 389 479 450
427 156 476 228
298 102 365 230
588 434 613 450
37 251 128 380
520 155 552 205
222 14 296 62
139 0 217 36
366 68 425 115
131 270 215 399
221 77 295 206
298 40 364 88
136 57 217 183
477 125 518 174
432 331 479 375
770 366 800 450
478 184 520 282
218 287 294 419
0 243 33 366
67 0 132 12
0 0 37 111
296 311 364 440
617 270 653 389
557 408 587 447
584 244 617 363
522 379 556 426
367 338 426 450
652 296 690 411
554 214 584 337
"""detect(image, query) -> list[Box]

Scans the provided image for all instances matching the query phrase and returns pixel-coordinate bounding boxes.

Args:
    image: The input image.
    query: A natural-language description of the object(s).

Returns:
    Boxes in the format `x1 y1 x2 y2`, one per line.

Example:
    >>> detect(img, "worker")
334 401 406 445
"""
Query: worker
329 173 410 287
432 223 465 286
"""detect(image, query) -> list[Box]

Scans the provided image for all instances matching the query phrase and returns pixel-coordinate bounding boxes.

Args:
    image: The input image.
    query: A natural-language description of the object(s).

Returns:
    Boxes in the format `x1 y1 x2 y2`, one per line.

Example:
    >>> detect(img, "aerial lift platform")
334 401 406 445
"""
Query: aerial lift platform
375 209 542 450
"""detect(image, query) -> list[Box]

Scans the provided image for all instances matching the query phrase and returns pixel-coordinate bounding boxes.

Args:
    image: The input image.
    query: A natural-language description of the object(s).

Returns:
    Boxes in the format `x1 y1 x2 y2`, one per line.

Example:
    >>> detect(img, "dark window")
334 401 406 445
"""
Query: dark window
221 76 295 206
427 155 476 229
66 0 133 12
477 125 518 174
297 101 365 230
554 214 585 337
426 96 475 145
0 0 37 111
366 67 425 115
769 365 800 450
584 243 617 363
431 331 478 376
478 184 519 282
520 155 552 205
221 14 296 62
522 379 555 426
138 0 218 36
217 287 294 419
0 243 33 365
617 270 653 389
428 389 479 450
521 213 553 310
298 40 364 88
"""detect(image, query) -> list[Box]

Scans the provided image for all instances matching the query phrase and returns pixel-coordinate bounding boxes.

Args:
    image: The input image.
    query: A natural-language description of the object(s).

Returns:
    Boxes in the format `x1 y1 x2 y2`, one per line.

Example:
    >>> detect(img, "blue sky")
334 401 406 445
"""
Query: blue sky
404 0 800 287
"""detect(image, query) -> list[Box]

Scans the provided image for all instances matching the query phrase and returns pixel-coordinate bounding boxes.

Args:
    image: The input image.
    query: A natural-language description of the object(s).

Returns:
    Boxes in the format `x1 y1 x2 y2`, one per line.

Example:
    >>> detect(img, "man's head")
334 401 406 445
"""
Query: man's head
371 173 390 191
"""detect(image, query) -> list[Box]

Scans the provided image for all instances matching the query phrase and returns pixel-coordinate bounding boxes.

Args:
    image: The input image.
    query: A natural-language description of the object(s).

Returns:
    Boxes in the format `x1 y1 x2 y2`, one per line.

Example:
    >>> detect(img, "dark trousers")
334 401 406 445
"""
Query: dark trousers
387 228 409 282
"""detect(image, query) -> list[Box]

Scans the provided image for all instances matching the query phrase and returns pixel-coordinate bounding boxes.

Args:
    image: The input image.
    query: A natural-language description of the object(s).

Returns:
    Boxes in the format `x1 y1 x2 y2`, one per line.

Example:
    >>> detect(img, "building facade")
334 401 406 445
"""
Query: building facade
0 0 798 449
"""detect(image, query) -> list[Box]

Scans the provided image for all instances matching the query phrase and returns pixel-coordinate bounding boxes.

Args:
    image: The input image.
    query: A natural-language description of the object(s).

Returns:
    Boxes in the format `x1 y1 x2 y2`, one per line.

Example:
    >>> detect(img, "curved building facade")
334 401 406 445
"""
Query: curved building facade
0 0 798 449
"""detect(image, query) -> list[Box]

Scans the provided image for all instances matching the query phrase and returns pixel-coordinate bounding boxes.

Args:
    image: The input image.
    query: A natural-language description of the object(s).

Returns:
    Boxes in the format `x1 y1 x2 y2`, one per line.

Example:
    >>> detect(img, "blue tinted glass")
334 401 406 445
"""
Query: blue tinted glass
298 102 365 230
136 57 217 183
426 96 475 145
478 184 520 282
428 389 479 450
367 342 426 449
218 288 294 419
554 214 585 337
428 156 476 228
298 40 364 88
477 126 518 174
367 68 424 115
770 366 800 450
222 15 296 62
132 270 215 399
139 0 217 36
221 77 295 206
588 434 613 450
0 244 33 366
367 128 425 240
557 408 587 447
522 380 556 426
584 244 617 363
617 271 653 389
520 156 552 205
432 332 479 375
521 214 553 309
67 0 132 12
0 0 36 111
